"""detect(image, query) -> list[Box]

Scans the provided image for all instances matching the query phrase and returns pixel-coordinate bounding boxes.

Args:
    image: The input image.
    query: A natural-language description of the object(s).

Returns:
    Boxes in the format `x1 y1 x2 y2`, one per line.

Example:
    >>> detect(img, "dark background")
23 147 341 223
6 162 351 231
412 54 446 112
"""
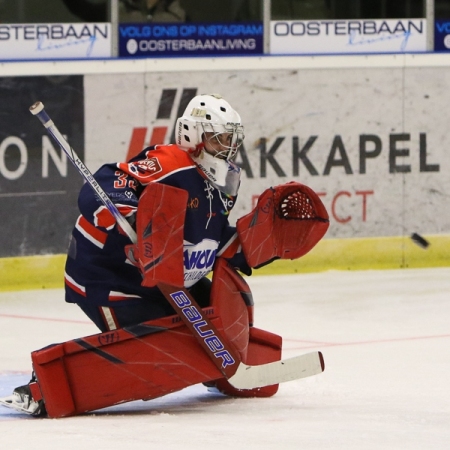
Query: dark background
0 75 84 257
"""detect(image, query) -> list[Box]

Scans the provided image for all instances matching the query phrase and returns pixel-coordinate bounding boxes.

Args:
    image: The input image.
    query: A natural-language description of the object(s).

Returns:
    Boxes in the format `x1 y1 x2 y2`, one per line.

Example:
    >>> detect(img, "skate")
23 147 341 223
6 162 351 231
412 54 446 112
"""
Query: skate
0 380 46 417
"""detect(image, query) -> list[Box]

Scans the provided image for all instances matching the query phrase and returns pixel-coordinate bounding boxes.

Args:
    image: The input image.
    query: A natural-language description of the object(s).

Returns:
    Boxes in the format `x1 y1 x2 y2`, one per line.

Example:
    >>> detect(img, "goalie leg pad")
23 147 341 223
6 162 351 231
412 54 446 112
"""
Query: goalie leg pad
209 259 282 397
210 258 254 359
236 182 329 268
31 313 225 418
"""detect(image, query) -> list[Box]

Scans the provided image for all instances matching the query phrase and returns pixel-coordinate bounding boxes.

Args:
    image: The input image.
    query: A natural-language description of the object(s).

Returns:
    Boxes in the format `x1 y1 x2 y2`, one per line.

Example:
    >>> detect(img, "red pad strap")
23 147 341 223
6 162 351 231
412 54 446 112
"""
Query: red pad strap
29 382 43 402
236 182 329 268
136 183 187 287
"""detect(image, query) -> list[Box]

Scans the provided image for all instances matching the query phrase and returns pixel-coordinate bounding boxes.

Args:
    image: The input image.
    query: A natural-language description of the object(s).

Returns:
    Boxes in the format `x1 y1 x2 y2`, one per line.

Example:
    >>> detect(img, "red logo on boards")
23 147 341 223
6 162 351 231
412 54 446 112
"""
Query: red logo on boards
126 88 198 160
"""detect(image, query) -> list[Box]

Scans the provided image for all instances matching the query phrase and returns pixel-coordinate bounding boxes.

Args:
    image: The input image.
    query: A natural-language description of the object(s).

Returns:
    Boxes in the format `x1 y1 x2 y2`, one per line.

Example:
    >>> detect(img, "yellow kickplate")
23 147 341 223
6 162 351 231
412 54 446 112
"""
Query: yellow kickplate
1 234 449 291
252 234 450 275
0 254 66 292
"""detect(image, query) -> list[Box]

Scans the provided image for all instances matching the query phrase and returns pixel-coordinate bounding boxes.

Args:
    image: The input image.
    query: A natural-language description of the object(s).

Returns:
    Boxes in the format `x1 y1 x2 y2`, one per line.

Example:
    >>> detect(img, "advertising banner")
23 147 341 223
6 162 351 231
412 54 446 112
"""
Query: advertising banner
84 67 446 241
435 19 450 51
0 23 111 60
270 19 426 54
0 76 84 257
119 22 263 57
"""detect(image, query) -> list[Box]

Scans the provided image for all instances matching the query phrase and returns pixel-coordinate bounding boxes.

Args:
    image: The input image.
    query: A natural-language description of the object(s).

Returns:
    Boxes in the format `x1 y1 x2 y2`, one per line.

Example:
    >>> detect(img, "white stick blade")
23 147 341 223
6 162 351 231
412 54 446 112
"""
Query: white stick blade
227 351 324 390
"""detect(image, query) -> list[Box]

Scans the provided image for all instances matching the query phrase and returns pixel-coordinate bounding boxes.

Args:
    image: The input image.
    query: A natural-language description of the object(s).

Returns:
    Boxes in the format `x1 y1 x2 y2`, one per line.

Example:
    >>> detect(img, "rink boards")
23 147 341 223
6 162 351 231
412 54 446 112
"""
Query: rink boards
1 54 450 289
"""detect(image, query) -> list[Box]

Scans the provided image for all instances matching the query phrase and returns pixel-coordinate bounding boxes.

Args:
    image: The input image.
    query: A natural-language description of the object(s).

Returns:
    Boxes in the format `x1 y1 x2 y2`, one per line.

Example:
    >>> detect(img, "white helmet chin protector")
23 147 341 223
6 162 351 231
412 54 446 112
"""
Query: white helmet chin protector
175 94 244 196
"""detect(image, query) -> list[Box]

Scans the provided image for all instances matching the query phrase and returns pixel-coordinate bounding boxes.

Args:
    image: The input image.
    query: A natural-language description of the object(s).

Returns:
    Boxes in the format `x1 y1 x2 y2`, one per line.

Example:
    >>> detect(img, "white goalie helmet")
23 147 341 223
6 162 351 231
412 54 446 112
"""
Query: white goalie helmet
175 94 244 196
176 93 244 159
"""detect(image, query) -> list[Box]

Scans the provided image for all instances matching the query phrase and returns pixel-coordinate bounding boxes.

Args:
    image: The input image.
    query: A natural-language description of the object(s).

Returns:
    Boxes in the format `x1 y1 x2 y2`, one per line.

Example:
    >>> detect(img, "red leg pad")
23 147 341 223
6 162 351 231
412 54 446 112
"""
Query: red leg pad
209 259 283 397
31 312 224 418
210 258 253 360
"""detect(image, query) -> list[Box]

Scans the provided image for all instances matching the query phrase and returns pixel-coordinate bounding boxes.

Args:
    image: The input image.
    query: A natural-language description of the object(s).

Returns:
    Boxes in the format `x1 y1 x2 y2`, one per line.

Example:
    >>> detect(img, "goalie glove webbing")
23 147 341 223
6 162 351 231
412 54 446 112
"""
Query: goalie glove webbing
236 182 329 268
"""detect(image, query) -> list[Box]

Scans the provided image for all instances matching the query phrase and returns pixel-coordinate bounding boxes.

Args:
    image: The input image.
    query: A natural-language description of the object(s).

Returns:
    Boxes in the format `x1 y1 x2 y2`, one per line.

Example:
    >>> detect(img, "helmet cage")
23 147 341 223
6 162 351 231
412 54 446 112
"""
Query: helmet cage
200 122 244 161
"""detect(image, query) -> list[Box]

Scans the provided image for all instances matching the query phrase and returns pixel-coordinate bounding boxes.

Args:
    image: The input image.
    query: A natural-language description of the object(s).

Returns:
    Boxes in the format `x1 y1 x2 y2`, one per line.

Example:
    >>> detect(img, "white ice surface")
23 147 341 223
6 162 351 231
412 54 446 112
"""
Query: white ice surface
1 268 449 450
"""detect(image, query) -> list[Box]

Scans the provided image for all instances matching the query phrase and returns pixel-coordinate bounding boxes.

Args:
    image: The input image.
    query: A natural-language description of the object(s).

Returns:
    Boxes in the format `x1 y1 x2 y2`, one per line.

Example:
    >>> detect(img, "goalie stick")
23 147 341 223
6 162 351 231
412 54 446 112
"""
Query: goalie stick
29 102 136 241
29 101 325 389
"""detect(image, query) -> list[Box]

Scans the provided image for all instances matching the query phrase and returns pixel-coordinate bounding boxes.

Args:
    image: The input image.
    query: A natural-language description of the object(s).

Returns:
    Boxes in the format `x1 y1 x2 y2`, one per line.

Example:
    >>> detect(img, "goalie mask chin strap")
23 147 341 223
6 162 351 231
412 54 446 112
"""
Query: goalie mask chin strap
190 150 241 197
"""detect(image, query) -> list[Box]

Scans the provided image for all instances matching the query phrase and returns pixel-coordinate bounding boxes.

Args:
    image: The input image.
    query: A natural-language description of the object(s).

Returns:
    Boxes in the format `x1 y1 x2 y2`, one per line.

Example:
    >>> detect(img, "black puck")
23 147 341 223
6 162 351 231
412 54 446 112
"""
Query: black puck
410 233 430 249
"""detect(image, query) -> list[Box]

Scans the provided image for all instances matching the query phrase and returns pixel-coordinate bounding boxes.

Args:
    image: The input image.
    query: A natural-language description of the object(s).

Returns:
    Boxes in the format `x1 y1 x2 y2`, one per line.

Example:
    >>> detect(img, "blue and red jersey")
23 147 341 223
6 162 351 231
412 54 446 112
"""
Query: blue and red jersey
64 144 249 312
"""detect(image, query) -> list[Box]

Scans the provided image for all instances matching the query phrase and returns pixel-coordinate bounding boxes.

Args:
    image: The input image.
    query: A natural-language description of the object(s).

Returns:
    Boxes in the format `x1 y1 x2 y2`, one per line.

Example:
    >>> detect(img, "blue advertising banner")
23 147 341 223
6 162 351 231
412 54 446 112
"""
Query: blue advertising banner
118 22 263 57
435 19 450 51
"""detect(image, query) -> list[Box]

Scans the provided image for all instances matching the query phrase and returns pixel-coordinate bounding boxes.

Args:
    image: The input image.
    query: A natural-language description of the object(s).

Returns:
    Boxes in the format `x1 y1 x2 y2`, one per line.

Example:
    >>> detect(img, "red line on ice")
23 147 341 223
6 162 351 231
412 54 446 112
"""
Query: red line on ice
0 313 91 325
285 333 450 349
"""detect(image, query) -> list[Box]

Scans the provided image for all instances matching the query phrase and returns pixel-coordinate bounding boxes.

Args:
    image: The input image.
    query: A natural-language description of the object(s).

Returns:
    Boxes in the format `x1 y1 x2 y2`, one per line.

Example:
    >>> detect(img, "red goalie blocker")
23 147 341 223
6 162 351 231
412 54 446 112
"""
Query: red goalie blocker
127 183 187 287
236 182 329 268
